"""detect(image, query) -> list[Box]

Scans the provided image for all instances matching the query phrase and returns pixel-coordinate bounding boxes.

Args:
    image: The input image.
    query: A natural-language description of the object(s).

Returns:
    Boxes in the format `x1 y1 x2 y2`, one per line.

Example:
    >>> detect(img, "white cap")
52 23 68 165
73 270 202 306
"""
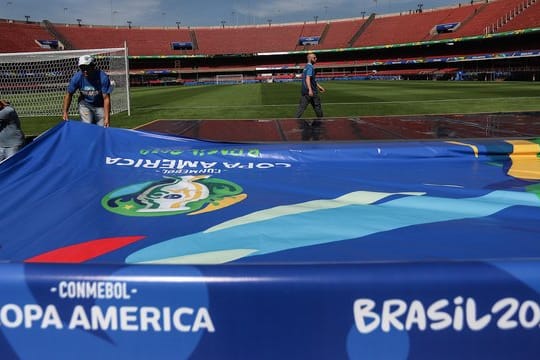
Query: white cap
78 55 95 66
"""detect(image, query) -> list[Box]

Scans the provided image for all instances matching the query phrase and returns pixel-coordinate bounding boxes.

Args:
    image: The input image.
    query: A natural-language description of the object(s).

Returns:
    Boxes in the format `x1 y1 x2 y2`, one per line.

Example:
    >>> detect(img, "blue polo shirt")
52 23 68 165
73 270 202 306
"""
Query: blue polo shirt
301 63 318 95
67 70 112 107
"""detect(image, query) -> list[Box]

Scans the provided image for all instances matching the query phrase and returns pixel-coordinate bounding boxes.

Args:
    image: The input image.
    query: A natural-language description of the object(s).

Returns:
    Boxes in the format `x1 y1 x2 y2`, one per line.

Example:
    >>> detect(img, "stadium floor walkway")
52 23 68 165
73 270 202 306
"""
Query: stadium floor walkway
136 112 540 142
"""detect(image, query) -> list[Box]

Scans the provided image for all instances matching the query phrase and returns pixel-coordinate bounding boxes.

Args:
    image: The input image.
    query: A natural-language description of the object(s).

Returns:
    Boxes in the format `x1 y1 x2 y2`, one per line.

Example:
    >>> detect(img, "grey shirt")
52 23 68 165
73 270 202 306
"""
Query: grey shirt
0 106 24 148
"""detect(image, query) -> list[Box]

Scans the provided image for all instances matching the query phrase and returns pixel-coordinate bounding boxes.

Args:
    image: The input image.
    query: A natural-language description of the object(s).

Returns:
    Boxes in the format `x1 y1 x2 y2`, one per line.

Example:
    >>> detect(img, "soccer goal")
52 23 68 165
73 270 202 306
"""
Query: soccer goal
0 46 130 119
215 74 244 85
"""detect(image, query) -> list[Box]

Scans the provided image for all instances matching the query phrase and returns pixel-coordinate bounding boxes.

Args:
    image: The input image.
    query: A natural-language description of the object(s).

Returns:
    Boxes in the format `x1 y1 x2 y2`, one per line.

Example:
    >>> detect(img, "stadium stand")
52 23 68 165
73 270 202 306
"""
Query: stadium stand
347 14 376 46
0 0 539 84
353 4 483 47
1 1 539 56
494 0 539 32
437 0 538 38
195 22 326 55
42 20 74 50
0 20 60 52
295 22 328 50
51 25 194 56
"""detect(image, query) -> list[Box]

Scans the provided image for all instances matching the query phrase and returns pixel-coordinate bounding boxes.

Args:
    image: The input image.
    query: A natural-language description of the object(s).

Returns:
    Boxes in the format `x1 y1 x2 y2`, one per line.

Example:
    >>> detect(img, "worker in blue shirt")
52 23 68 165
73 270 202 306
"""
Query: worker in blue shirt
295 52 325 120
62 55 112 127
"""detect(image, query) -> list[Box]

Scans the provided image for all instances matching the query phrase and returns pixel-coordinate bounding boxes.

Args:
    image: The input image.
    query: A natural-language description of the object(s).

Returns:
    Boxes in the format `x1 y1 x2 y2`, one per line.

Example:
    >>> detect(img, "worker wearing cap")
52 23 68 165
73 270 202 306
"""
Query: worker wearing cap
62 55 112 127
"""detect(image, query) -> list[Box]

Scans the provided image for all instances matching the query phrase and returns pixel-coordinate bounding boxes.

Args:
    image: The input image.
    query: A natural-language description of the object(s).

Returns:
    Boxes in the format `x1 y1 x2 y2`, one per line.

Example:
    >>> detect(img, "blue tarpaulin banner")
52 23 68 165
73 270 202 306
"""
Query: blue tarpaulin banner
171 42 194 50
435 22 460 33
298 36 321 45
1 121 540 358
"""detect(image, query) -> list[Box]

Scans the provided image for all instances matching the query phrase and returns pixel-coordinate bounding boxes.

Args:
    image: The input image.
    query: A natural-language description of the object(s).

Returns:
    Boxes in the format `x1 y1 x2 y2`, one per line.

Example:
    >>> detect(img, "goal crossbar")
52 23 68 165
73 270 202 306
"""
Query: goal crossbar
215 74 244 85
0 46 130 118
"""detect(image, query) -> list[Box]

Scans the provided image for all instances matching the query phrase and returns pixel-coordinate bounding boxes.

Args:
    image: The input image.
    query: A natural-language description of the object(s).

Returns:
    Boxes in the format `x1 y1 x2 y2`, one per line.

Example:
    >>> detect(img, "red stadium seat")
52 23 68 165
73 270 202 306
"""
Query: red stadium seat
437 0 538 37
0 21 58 53
52 25 194 56
0 1 538 57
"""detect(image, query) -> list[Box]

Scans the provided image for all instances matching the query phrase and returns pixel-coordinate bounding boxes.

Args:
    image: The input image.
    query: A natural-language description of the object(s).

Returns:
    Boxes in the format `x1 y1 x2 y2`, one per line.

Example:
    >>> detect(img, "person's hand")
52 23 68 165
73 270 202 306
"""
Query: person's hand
62 111 69 121
308 90 314 97
104 119 110 128
319 86 326 93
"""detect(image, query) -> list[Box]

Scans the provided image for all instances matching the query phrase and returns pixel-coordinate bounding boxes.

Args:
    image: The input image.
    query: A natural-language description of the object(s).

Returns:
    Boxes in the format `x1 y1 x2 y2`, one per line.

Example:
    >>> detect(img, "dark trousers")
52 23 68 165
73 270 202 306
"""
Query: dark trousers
295 94 323 119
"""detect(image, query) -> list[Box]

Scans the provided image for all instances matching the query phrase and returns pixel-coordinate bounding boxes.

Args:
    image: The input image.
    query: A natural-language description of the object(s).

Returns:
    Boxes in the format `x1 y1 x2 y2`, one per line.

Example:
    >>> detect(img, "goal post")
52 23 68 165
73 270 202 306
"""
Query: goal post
215 74 244 85
0 46 130 119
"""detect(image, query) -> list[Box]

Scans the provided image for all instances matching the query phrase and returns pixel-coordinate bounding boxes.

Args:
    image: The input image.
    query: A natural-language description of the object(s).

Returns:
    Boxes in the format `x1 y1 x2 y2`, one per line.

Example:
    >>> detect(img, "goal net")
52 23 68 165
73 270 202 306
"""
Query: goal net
215 74 244 85
0 47 130 119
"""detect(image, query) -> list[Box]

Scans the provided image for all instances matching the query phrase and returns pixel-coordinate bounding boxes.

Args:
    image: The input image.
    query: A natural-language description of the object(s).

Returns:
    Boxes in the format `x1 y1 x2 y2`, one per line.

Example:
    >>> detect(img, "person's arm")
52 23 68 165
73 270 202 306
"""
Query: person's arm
0 103 18 132
306 75 314 97
103 93 111 127
317 83 325 93
100 71 112 127
63 72 80 121
0 102 8 129
62 93 73 121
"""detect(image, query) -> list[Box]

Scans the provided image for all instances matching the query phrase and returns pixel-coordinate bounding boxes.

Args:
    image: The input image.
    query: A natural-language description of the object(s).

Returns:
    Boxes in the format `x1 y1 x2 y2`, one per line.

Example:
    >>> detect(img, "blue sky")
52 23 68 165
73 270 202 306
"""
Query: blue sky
5 0 466 27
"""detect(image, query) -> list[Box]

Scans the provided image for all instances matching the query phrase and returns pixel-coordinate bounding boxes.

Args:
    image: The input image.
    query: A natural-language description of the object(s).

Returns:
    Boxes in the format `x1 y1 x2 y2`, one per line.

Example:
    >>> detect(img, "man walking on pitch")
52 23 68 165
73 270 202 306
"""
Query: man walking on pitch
62 55 112 127
295 52 325 120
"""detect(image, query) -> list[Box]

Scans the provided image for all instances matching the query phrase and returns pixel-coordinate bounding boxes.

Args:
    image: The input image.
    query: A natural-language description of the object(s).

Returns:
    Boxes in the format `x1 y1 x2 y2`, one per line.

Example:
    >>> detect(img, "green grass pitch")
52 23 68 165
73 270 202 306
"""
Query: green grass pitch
21 80 540 136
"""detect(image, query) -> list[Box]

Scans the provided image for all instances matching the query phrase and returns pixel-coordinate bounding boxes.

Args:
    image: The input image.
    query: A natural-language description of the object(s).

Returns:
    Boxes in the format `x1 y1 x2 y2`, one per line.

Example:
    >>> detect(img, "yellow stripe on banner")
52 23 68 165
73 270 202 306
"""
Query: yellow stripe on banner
189 193 248 215
446 141 479 158
507 140 540 181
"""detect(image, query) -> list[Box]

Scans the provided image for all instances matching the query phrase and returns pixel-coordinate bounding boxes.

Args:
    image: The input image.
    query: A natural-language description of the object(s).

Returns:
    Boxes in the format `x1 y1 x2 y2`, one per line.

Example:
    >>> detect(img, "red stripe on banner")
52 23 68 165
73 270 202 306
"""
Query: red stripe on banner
25 236 146 263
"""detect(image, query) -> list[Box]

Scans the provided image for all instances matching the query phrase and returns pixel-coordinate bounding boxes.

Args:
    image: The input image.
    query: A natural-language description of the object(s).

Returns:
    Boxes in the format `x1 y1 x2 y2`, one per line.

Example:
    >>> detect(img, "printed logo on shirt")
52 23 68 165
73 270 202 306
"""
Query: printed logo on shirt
81 85 100 97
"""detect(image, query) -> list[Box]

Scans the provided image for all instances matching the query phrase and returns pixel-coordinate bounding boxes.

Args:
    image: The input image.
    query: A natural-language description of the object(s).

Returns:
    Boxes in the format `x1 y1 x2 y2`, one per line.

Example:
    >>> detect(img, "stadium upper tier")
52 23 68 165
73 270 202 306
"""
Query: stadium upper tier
0 22 56 53
0 0 538 56
352 3 484 46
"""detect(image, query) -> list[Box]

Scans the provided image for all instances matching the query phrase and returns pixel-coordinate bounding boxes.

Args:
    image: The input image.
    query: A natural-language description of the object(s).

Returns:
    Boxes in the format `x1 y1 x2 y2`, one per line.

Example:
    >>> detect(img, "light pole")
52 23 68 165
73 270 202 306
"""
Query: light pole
127 20 132 29
76 18 82 27
221 20 226 28
6 2 12 19
176 21 181 29
24 15 30 23
110 0 113 25
314 15 318 23
267 19 272 26
361 11 366 19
